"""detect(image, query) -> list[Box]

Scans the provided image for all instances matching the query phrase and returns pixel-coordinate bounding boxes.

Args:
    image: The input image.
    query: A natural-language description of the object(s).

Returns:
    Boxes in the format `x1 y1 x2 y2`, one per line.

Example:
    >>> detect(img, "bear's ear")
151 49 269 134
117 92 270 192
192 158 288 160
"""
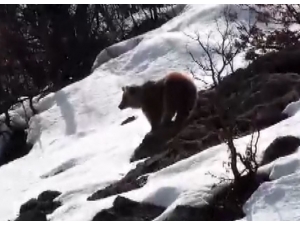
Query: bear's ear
121 86 127 92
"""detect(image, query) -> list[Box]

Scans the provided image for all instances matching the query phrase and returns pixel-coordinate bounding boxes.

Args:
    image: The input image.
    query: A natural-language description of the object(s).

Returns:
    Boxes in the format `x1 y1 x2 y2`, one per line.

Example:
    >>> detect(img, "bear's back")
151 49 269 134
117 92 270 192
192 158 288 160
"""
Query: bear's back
164 72 194 84
164 72 197 107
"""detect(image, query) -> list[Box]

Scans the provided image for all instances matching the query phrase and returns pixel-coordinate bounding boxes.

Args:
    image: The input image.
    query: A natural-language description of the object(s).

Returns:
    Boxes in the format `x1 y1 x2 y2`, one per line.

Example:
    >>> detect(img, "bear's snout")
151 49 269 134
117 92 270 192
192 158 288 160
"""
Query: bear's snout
118 102 125 110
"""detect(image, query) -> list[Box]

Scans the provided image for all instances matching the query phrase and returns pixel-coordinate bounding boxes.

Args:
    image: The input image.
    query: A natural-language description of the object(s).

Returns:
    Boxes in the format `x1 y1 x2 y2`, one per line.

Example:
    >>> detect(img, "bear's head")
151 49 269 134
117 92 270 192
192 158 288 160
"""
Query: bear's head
118 85 143 110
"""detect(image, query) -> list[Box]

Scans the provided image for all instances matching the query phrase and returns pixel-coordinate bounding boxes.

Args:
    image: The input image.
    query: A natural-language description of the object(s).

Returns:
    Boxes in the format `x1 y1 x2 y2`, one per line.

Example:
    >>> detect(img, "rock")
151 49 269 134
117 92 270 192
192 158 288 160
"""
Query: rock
165 204 240 221
92 196 165 221
113 196 140 213
92 210 117 221
37 190 61 202
15 210 47 221
260 135 300 166
87 176 147 201
37 200 61 215
254 109 288 130
121 116 137 125
19 198 39 214
15 190 62 221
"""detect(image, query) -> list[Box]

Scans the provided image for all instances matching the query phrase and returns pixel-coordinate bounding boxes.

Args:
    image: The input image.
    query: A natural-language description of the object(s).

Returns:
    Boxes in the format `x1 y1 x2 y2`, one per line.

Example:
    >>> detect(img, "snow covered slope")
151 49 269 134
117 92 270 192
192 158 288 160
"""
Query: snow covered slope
1 4 300 221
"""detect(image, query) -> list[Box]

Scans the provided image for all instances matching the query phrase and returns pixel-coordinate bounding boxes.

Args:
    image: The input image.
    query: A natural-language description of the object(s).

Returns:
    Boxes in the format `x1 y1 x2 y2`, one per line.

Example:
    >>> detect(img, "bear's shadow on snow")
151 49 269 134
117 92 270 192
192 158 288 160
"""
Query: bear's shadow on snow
54 90 77 135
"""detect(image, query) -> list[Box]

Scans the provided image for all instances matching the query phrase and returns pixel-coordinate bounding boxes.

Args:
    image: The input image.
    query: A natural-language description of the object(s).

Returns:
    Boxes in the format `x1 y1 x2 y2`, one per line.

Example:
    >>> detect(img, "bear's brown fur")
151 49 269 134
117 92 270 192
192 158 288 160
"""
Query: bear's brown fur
118 72 198 131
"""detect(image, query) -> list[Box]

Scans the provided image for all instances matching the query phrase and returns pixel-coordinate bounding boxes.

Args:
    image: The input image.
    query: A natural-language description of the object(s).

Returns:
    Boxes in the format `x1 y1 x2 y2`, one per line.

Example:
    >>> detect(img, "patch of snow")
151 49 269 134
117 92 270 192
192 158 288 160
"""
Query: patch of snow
269 150 300 180
243 171 300 220
282 99 300 117
93 5 187 72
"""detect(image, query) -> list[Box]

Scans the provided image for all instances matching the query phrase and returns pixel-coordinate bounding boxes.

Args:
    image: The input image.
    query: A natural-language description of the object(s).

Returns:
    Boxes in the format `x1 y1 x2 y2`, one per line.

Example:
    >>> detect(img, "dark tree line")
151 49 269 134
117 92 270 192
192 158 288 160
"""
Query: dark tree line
0 4 175 127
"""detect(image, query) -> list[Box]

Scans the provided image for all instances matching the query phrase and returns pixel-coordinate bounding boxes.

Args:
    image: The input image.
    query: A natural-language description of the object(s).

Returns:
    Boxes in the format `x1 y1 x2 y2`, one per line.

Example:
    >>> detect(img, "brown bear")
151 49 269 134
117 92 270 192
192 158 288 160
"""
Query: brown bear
118 72 198 131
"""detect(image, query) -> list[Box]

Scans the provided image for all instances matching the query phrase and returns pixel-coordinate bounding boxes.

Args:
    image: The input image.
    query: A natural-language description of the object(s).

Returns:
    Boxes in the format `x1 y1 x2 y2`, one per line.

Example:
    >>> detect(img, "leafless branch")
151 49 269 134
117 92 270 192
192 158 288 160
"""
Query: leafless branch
185 65 210 86
185 6 262 183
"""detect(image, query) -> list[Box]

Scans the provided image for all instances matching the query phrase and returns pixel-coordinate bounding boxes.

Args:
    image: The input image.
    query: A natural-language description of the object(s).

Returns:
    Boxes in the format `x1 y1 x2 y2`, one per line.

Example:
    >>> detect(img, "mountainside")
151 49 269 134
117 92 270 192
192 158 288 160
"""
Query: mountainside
1 4 300 221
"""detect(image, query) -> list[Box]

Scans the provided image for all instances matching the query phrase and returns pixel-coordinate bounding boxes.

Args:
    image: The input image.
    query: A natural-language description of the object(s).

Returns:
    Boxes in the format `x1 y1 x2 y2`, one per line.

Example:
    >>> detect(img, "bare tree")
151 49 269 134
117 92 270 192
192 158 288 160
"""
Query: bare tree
186 6 260 182
185 7 242 87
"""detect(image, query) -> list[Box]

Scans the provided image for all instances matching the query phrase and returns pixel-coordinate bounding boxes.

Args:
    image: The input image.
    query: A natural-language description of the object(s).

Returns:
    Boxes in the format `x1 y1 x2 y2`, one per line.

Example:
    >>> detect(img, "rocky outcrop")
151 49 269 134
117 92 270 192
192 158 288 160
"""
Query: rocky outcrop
15 190 62 221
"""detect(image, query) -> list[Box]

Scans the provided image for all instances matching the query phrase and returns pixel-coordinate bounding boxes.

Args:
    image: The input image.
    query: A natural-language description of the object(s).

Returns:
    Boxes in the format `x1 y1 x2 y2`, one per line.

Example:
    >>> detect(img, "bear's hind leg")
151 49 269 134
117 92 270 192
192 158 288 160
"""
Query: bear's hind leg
175 108 190 125
175 90 197 126
160 93 176 127
161 110 175 127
